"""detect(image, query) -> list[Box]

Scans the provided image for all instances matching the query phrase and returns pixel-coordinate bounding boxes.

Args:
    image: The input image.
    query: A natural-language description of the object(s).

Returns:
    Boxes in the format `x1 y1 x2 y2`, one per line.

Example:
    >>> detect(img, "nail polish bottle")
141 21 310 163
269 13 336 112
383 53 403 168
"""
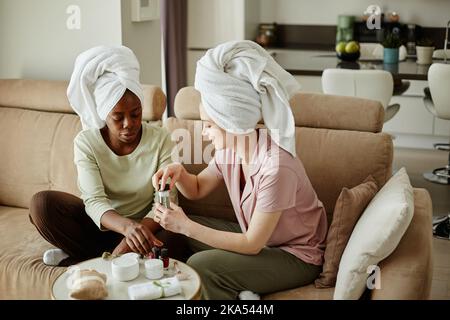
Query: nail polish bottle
152 246 160 259
160 248 169 270
158 182 171 209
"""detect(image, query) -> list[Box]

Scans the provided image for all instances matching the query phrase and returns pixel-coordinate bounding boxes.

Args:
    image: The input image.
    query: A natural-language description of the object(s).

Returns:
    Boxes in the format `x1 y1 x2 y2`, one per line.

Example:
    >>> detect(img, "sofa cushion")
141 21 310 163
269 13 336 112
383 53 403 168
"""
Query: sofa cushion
334 168 414 300
289 93 384 133
0 206 65 299
0 79 167 121
315 175 378 288
174 87 385 133
295 127 392 219
0 107 81 208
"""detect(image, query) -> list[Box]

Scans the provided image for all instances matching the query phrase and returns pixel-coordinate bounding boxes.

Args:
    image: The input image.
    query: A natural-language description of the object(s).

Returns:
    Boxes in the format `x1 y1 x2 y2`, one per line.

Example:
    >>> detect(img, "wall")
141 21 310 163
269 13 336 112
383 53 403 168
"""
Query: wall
0 0 122 80
260 0 450 28
188 0 245 48
121 0 162 86
245 0 261 42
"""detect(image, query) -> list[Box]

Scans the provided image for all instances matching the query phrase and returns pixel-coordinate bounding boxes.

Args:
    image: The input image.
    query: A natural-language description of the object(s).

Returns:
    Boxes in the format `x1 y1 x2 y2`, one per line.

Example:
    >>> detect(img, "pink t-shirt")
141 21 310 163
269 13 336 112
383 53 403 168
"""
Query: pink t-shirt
206 137 328 265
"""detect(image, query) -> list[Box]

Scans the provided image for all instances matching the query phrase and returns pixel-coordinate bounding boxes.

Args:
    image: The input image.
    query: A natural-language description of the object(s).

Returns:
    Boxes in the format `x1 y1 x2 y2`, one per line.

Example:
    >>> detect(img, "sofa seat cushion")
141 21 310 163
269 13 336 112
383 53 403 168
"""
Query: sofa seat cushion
0 206 66 299
262 284 334 300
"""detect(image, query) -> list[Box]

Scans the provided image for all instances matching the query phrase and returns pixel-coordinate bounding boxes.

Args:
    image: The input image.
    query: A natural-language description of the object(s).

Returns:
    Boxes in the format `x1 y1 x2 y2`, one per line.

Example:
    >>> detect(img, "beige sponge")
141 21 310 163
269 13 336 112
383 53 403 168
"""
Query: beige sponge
66 268 108 300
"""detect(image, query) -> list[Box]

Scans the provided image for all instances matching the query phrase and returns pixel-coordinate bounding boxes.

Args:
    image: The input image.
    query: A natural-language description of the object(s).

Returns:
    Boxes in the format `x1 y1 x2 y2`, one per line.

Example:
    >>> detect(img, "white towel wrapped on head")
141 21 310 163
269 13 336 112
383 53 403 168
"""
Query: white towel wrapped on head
67 45 144 129
194 40 300 157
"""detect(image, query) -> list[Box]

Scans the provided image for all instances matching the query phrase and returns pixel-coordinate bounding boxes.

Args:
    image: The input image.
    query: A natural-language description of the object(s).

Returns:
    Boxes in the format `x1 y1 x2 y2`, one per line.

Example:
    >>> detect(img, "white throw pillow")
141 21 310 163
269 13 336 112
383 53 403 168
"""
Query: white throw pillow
333 167 414 300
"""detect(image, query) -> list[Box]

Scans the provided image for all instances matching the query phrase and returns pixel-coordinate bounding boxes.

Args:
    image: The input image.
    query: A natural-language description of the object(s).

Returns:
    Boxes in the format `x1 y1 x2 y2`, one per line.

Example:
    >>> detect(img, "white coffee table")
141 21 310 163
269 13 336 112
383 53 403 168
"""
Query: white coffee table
52 257 201 300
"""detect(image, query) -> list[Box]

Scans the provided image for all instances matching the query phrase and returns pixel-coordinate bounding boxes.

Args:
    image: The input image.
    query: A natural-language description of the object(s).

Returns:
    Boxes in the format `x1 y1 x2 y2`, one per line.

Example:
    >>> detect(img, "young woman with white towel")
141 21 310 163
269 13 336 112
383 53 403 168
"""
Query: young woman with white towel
152 40 328 299
29 46 176 266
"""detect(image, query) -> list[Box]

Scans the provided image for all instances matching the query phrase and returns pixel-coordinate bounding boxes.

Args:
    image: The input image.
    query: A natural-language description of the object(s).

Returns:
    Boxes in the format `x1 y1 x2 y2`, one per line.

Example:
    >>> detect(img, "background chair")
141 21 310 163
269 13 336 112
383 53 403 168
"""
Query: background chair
423 63 450 240
423 63 450 185
322 69 400 123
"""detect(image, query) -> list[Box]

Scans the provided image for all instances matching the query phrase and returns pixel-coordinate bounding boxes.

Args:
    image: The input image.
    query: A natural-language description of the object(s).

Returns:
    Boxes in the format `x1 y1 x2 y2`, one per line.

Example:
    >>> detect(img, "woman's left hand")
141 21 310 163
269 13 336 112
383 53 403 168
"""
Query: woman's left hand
153 202 190 235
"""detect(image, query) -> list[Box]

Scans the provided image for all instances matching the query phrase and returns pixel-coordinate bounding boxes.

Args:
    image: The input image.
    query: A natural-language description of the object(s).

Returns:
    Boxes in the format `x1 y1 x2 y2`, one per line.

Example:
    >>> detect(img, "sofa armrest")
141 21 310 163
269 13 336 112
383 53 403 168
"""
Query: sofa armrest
371 188 433 299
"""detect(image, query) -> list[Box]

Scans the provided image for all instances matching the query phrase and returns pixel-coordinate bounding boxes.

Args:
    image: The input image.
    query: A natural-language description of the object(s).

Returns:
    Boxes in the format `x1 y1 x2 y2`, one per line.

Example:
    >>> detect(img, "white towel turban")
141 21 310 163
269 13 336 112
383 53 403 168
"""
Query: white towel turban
194 40 301 157
67 45 144 129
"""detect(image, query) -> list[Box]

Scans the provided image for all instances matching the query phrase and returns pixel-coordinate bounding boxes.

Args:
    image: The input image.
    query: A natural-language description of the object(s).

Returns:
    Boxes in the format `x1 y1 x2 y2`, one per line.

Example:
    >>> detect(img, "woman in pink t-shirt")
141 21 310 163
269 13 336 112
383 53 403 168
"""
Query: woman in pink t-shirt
152 41 328 300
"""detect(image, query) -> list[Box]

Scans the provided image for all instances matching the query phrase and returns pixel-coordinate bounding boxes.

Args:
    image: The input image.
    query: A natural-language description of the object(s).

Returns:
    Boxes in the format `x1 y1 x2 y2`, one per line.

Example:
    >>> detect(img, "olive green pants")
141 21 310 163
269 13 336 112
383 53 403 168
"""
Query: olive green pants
180 215 322 300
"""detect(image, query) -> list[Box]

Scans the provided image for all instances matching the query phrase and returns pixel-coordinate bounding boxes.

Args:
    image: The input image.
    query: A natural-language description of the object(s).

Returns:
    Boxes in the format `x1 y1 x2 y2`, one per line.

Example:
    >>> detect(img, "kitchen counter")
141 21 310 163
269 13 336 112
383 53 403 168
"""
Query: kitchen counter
269 48 442 81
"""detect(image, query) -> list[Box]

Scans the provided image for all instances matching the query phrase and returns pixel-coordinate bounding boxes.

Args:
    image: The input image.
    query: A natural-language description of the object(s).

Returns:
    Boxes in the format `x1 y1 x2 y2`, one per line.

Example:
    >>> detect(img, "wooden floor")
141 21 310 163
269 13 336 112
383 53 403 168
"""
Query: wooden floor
393 147 450 300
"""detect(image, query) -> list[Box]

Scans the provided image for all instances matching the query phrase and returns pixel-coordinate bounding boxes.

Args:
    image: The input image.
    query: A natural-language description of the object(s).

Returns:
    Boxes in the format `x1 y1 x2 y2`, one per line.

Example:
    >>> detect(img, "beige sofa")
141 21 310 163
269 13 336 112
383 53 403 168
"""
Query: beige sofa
0 79 166 299
166 87 434 300
0 80 433 300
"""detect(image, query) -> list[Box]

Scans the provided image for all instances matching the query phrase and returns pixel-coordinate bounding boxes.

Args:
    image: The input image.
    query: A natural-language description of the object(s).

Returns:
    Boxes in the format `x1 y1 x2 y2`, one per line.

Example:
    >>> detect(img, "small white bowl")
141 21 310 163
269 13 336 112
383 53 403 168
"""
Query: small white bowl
145 259 163 280
111 255 139 282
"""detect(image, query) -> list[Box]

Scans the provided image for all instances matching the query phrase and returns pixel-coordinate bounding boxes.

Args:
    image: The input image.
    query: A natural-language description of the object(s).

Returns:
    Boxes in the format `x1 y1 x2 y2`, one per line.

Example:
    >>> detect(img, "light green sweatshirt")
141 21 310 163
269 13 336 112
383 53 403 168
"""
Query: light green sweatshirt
73 122 176 229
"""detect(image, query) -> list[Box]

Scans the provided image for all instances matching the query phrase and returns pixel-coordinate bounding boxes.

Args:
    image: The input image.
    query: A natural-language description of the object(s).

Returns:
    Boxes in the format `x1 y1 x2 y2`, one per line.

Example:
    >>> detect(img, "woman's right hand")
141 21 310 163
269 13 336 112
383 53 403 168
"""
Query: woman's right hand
122 220 163 255
152 162 184 191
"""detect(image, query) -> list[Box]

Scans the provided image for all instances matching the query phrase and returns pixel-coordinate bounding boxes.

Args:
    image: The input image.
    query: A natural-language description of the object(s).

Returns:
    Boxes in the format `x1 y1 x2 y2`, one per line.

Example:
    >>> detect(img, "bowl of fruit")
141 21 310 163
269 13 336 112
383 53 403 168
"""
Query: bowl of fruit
335 41 360 62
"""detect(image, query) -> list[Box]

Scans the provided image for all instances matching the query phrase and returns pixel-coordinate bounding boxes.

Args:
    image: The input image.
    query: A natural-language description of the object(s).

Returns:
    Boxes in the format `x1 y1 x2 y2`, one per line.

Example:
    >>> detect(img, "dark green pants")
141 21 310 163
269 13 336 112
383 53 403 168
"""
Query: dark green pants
179 216 322 300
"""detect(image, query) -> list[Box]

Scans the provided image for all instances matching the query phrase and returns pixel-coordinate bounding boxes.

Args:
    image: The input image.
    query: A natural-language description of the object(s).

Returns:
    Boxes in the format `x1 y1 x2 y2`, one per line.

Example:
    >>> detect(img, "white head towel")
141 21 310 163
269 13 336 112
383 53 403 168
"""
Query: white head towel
67 45 144 129
194 40 300 157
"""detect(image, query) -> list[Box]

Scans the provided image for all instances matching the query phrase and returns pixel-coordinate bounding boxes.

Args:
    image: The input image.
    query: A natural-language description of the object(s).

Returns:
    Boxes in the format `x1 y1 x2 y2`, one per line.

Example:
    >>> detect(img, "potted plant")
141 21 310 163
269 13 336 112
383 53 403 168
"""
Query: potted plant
382 32 402 64
416 38 435 65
